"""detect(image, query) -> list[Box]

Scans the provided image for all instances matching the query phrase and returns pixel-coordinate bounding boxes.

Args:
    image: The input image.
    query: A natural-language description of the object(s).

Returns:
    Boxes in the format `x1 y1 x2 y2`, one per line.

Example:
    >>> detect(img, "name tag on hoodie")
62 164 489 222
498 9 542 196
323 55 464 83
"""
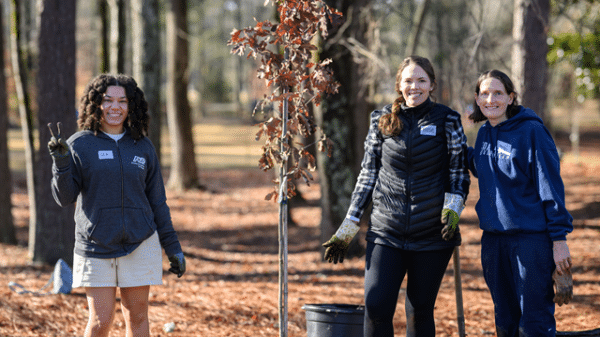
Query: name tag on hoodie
98 150 114 160
420 125 436 136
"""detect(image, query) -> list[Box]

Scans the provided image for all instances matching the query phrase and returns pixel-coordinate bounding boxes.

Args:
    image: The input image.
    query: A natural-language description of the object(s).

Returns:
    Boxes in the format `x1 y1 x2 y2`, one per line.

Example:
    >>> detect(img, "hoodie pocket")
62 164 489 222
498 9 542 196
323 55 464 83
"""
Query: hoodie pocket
123 207 155 244
87 207 123 248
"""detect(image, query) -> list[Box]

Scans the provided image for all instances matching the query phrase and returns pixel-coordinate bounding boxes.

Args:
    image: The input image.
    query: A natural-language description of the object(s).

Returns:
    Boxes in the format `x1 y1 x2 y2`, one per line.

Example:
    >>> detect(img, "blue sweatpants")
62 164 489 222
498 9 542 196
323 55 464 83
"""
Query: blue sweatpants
481 232 556 337
363 241 454 337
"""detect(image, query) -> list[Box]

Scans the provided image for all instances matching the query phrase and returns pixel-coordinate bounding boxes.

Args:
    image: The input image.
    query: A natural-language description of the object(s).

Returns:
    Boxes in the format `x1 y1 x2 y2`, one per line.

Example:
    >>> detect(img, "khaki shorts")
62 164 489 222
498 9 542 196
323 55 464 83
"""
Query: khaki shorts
72 231 163 288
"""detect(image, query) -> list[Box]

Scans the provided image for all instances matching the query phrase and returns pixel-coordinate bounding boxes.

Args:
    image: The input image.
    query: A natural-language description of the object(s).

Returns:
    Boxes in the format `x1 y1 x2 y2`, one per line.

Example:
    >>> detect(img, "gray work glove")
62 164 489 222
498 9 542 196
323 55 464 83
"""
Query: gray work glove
168 252 186 278
323 218 359 264
552 269 573 306
47 122 70 159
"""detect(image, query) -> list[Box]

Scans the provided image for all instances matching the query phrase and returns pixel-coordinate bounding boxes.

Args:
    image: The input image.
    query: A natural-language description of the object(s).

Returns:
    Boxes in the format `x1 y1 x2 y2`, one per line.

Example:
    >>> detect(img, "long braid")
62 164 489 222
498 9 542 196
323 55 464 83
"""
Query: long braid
379 96 403 137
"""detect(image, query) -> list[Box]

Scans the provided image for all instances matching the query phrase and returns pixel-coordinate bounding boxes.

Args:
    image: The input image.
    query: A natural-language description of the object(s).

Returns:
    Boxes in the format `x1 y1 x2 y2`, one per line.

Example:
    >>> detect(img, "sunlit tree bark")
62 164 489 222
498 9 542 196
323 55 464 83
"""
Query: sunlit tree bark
9 0 36 245
0 3 17 245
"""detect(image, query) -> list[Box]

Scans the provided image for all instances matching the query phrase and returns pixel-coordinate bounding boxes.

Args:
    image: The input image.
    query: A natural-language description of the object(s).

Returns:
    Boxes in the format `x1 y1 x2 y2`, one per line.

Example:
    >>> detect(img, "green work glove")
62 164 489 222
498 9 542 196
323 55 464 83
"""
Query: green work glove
441 209 460 241
323 218 359 264
47 122 70 159
441 193 465 241
168 252 186 278
552 269 573 306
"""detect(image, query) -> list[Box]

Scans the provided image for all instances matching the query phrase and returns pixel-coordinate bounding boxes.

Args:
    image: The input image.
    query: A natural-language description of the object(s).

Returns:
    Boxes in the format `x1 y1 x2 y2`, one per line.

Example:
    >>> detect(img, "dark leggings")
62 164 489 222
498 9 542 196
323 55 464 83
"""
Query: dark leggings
364 242 454 337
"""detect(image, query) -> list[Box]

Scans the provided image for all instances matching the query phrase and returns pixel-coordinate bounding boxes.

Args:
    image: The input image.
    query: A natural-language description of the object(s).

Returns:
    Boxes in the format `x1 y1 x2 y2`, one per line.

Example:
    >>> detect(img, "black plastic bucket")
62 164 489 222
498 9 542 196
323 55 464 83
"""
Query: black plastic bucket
302 303 364 337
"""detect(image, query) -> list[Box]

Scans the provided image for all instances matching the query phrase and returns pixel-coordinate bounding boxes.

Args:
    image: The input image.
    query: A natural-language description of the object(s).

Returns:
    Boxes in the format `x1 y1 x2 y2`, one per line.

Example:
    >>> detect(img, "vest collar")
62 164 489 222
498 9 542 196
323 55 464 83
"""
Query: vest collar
400 98 433 115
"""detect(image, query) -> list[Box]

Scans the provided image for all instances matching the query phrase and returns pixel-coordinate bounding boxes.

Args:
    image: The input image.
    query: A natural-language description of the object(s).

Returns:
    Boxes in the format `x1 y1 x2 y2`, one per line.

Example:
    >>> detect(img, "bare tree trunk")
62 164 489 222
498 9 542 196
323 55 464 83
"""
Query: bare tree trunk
0 3 17 245
34 0 77 266
318 0 376 258
21 0 37 70
405 0 430 56
9 0 37 246
132 0 162 160
97 0 109 73
107 0 126 74
166 0 199 190
512 0 550 123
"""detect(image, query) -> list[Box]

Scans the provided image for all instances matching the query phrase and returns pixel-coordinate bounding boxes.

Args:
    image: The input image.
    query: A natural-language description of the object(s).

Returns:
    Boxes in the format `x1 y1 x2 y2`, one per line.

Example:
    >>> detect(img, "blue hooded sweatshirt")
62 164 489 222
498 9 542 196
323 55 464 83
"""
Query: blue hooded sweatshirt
51 129 183 259
468 106 573 241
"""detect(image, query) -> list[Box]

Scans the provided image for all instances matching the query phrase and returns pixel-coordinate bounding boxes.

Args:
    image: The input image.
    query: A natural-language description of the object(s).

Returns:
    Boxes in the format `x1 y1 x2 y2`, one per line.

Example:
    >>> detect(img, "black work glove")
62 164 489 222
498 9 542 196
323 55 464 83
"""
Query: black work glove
323 235 350 264
322 218 359 264
47 122 69 159
168 252 186 278
552 269 573 306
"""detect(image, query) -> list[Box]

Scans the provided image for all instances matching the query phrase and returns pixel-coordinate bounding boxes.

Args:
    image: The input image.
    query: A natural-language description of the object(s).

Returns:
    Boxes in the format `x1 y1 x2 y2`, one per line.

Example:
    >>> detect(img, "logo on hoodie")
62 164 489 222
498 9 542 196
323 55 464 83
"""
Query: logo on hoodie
497 141 512 159
480 142 493 157
480 141 512 160
132 156 146 170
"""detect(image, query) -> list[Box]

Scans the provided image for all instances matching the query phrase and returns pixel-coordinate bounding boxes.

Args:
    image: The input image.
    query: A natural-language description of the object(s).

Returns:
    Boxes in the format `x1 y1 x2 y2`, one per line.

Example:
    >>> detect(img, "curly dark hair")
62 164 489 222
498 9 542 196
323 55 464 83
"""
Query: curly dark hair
78 74 149 140
469 69 519 123
379 56 437 137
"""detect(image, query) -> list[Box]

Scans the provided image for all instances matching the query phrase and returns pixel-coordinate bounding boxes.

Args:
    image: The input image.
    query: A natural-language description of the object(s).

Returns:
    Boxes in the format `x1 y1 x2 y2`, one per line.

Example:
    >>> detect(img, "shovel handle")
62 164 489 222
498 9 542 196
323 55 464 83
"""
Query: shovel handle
453 246 466 337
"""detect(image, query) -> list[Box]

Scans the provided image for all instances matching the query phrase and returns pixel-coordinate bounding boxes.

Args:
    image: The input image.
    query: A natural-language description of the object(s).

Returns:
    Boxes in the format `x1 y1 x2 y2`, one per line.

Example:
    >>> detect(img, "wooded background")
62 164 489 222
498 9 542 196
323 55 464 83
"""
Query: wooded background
0 0 599 265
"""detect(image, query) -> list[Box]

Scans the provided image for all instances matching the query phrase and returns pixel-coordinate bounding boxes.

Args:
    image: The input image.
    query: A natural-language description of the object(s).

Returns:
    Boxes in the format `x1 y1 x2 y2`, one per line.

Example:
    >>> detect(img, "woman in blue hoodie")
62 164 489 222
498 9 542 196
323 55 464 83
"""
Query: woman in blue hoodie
468 69 573 336
48 74 186 337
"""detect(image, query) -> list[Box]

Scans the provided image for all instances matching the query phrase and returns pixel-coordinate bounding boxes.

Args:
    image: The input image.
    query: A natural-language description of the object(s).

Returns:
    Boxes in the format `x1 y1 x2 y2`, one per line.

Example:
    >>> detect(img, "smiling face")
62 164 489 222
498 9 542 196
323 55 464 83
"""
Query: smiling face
399 64 433 107
100 85 129 134
476 78 514 127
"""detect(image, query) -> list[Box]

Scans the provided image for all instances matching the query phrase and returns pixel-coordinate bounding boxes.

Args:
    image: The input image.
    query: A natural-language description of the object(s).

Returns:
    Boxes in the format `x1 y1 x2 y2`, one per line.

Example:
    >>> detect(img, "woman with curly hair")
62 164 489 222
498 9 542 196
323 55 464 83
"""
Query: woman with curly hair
322 56 470 336
48 74 186 337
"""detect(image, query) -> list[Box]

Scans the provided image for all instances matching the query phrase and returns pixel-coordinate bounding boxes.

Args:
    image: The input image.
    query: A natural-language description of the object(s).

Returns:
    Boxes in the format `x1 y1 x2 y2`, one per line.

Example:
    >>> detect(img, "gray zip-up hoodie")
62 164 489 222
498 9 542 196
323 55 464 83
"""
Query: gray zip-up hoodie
51 129 182 259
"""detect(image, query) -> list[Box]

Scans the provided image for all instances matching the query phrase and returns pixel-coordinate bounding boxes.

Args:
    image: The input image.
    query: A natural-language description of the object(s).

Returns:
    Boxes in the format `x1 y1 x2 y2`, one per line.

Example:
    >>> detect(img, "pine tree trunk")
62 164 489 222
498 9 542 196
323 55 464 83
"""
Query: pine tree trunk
318 0 375 258
132 0 162 160
97 0 109 73
107 0 126 74
166 0 199 190
512 0 550 123
34 0 77 265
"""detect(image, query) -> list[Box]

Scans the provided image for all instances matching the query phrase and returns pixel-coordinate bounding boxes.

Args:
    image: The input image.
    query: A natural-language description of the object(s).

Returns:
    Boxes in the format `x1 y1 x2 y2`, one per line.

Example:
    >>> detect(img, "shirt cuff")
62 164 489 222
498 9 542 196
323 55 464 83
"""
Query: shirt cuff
346 215 361 223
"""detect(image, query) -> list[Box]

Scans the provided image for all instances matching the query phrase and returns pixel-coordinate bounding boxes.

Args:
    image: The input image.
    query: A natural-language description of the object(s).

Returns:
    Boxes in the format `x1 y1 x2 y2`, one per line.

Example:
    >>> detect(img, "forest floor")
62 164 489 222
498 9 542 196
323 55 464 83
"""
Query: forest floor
0 133 599 337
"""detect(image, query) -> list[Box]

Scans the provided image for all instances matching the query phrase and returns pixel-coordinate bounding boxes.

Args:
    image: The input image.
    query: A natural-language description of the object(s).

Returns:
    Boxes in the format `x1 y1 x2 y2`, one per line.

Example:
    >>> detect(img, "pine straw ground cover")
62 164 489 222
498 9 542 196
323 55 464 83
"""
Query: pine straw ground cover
1 136 599 336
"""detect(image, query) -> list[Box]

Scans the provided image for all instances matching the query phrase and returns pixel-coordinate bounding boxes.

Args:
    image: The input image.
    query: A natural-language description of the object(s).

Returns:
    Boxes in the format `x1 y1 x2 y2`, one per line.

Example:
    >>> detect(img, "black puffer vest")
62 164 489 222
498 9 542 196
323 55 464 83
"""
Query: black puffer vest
367 99 460 251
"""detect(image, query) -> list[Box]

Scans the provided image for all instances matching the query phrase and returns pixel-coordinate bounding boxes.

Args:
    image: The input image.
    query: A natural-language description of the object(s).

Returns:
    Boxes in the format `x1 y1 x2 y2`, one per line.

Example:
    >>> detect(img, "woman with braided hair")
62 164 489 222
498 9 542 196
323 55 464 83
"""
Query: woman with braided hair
48 74 185 337
323 56 470 336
